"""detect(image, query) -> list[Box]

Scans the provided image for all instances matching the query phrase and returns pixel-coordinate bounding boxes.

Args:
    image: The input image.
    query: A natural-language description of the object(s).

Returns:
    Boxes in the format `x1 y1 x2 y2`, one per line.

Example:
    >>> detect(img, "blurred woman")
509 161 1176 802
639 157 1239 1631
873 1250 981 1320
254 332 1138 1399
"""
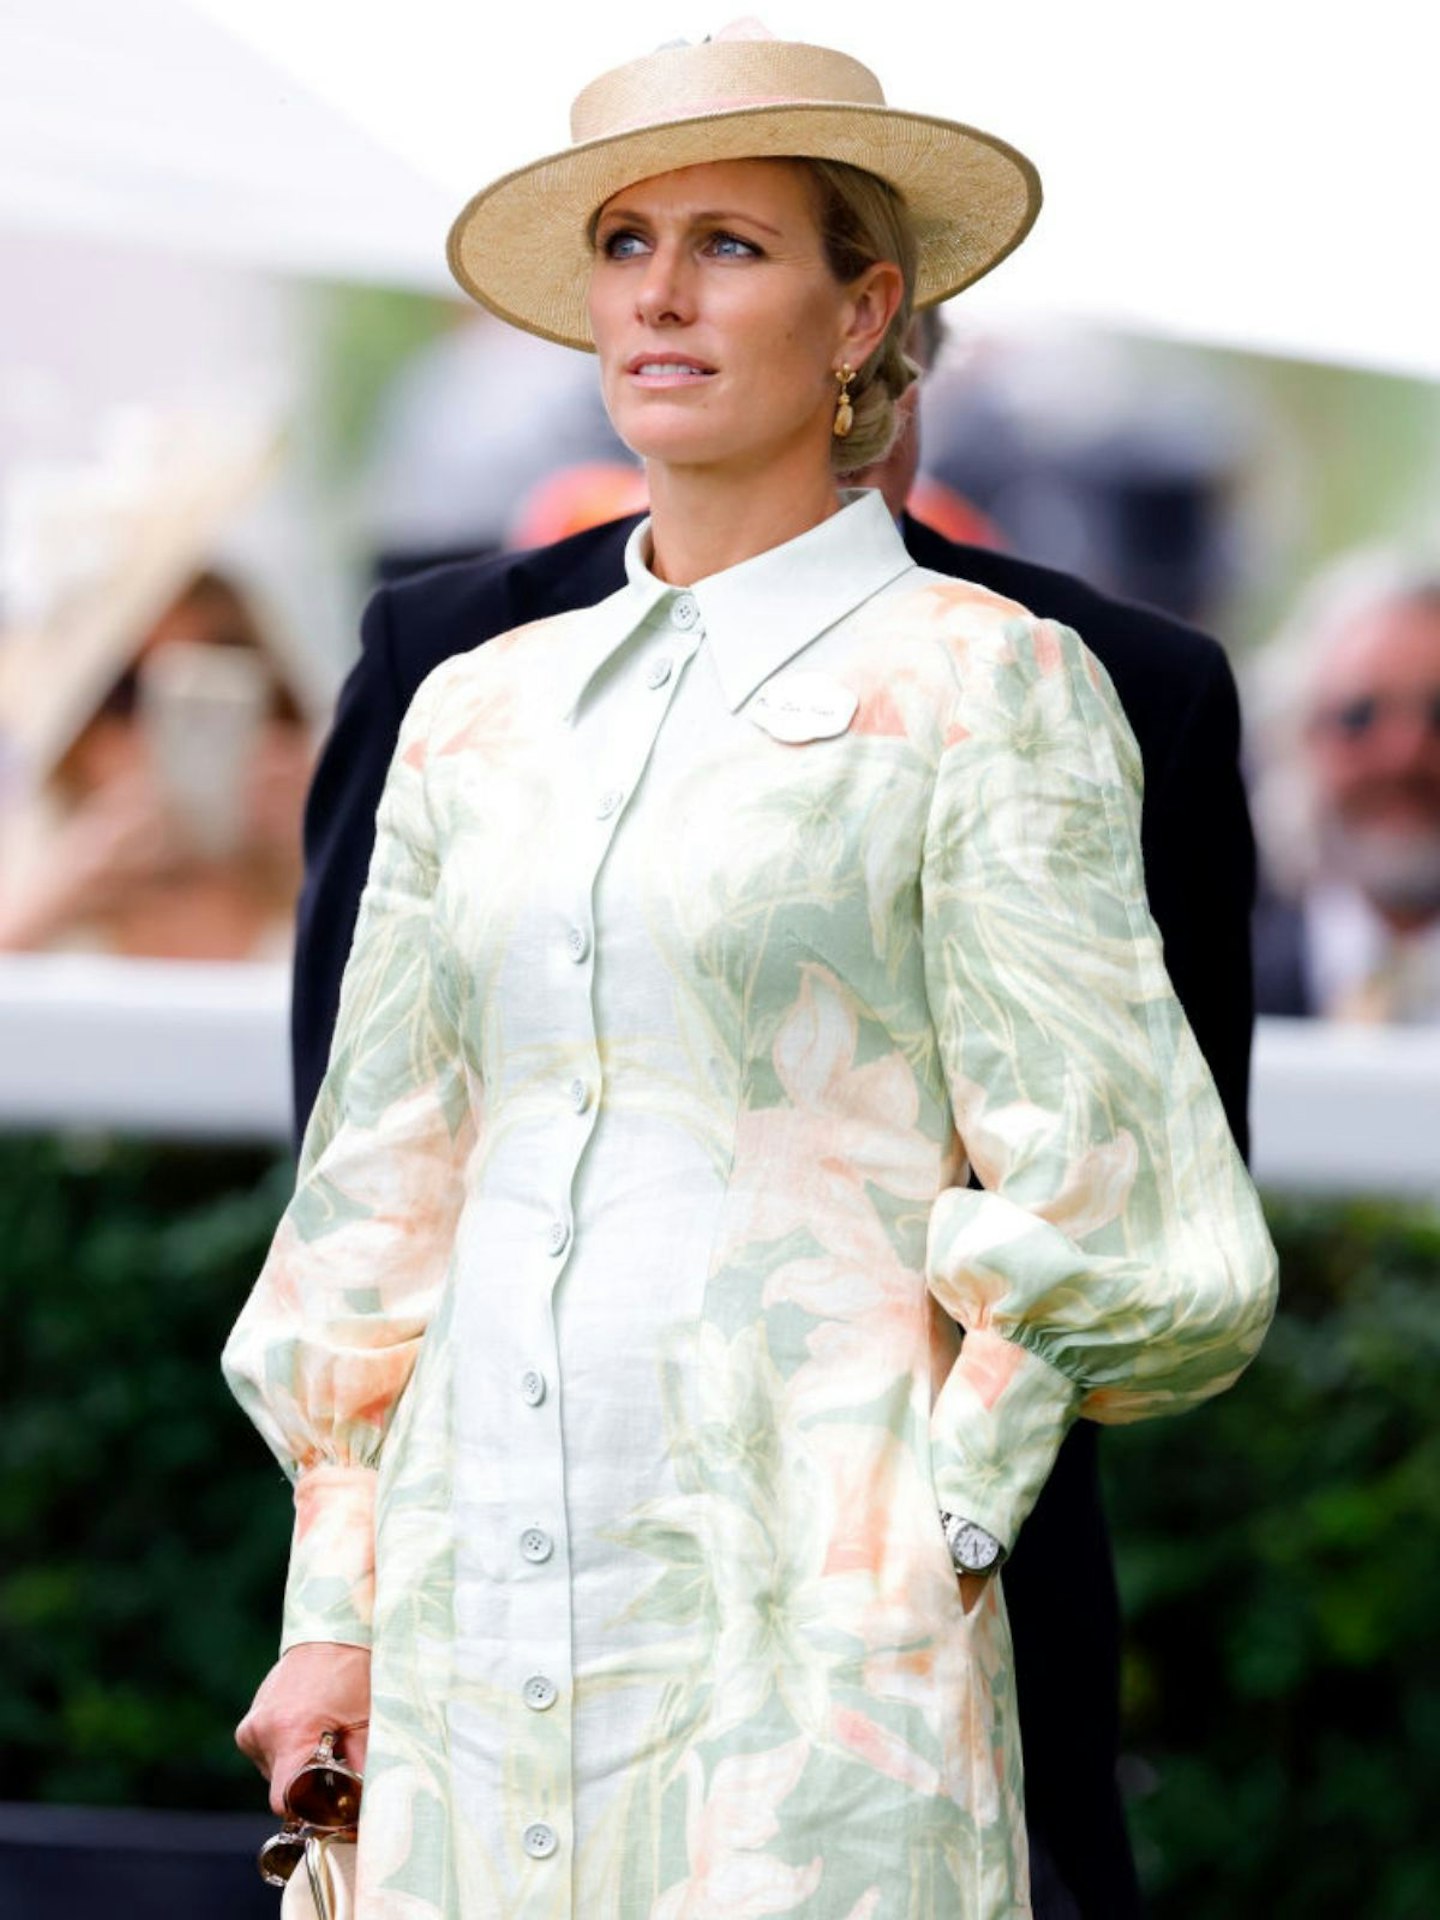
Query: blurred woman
0 567 315 958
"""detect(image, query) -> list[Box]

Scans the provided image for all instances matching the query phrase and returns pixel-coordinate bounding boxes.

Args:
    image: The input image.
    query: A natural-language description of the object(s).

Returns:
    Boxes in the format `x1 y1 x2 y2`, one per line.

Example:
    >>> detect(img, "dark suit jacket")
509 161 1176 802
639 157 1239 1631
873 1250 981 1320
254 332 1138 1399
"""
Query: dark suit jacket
291 510 1256 1920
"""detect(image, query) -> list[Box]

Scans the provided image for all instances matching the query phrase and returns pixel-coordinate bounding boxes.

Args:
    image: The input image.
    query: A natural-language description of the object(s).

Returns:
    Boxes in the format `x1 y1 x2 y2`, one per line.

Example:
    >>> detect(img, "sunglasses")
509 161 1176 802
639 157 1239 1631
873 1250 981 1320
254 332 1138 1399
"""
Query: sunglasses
1315 688 1440 742
256 1726 364 1905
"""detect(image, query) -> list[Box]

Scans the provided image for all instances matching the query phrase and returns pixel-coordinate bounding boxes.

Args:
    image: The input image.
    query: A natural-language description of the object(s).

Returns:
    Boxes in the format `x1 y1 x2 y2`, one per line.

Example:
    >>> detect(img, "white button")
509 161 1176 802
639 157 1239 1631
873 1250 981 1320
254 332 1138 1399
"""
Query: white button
566 924 590 963
520 1527 554 1564
568 1077 592 1114
523 1821 558 1859
545 1218 570 1256
519 1369 546 1407
645 656 673 690
596 787 623 819
670 594 699 631
522 1674 558 1712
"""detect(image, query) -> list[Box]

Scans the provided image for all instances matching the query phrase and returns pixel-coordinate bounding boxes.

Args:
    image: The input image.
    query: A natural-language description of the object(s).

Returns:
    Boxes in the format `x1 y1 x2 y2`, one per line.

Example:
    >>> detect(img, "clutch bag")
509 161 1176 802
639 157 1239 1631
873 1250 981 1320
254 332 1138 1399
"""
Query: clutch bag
278 1831 356 1920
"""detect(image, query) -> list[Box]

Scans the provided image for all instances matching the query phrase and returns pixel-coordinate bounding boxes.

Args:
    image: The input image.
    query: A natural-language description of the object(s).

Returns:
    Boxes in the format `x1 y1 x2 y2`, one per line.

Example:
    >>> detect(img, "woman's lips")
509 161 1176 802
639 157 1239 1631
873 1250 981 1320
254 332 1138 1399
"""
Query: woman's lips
625 356 716 383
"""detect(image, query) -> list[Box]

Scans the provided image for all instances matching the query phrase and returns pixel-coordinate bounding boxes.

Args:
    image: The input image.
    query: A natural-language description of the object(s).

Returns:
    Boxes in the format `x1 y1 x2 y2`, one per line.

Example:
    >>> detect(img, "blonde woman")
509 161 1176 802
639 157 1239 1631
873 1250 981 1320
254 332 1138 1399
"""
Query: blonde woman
225 27 1276 1918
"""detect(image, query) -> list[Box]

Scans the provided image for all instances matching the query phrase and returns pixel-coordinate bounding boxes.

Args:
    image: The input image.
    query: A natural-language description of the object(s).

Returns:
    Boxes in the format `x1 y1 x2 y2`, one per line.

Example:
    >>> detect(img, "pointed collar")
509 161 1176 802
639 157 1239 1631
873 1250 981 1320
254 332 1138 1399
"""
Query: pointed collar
564 488 914 721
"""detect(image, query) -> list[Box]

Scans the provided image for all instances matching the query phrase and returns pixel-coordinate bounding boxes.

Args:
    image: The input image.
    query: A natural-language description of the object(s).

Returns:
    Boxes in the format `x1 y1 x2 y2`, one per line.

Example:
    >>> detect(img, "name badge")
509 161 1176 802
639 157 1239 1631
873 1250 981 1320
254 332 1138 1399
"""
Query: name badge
747 671 858 744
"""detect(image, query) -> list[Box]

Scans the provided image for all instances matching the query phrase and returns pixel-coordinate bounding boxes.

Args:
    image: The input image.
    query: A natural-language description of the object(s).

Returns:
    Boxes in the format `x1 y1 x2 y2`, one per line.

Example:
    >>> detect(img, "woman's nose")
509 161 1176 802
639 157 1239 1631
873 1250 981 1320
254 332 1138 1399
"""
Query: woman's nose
634 246 693 326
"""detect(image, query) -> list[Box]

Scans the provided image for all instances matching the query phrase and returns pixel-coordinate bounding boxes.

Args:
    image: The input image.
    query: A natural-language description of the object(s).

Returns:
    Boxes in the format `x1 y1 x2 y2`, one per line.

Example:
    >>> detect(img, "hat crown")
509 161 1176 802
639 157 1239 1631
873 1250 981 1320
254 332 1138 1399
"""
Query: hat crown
571 38 886 145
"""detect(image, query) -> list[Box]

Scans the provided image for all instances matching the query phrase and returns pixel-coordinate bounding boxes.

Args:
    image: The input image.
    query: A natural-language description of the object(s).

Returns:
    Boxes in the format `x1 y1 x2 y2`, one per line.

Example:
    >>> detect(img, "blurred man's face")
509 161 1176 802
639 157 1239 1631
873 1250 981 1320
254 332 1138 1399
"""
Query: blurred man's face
1305 596 1440 922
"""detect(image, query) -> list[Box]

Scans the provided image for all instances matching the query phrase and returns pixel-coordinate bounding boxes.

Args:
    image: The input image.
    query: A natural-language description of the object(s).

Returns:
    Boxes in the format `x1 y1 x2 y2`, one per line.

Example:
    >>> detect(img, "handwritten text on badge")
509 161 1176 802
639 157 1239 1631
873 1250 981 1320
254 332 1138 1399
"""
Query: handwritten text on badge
747 672 858 744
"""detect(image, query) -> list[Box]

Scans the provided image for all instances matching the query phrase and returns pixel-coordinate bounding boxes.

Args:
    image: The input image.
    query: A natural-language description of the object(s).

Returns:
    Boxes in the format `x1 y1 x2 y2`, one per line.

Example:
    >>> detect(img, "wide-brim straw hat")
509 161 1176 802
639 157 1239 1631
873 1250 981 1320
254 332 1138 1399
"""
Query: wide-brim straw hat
447 28 1041 352
0 422 317 784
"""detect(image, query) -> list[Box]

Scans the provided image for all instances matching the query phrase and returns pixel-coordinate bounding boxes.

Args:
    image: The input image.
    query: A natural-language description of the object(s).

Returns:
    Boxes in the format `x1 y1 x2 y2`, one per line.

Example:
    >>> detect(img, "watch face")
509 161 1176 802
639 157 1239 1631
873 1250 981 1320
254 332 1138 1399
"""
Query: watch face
951 1520 1002 1574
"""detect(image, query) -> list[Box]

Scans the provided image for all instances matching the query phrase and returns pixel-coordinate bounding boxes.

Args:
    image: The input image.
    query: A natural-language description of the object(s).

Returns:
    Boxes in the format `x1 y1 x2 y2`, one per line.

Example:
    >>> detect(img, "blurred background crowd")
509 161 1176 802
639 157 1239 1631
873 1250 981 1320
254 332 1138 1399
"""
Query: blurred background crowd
0 3 1437 1917
5 290 1440 1020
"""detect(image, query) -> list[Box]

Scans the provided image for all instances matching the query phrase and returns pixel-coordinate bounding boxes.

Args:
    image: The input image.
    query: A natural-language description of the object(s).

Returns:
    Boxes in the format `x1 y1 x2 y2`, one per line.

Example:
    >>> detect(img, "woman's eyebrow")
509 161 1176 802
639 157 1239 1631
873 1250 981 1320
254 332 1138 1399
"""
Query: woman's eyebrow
687 209 784 235
598 204 784 237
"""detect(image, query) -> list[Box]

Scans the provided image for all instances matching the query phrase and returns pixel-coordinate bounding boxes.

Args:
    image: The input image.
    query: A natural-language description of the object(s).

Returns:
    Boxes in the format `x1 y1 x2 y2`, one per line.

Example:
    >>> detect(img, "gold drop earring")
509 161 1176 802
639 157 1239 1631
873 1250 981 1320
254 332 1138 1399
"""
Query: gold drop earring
832 364 855 439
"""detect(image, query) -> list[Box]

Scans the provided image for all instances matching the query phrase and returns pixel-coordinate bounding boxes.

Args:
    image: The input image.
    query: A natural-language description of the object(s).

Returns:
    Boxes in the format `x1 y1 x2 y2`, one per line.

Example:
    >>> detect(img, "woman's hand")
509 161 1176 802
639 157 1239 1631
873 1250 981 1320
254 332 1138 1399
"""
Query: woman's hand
236 1642 372 1818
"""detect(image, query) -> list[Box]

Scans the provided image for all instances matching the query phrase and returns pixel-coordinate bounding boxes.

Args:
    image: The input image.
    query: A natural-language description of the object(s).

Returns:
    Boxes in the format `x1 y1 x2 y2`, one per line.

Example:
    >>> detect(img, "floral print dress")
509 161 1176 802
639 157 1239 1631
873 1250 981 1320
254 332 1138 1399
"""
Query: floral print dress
224 489 1277 1919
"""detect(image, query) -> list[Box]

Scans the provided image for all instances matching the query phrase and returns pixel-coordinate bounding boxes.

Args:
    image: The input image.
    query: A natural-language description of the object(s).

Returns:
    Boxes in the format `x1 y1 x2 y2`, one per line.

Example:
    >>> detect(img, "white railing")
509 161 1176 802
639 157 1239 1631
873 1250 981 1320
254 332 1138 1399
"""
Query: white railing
0 956 1436 1198
0 954 289 1142
1249 1016 1439 1198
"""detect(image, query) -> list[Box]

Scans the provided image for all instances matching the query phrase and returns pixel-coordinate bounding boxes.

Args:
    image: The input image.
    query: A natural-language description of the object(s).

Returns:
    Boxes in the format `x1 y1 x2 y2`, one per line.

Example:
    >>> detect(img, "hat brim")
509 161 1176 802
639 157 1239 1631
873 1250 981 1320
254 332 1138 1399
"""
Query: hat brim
447 102 1041 351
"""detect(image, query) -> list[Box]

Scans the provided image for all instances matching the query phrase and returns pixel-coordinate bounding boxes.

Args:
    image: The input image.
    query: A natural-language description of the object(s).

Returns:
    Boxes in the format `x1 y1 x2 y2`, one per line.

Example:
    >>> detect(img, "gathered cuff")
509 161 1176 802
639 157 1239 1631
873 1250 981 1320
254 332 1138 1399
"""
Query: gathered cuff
280 1464 378 1654
929 1328 1083 1551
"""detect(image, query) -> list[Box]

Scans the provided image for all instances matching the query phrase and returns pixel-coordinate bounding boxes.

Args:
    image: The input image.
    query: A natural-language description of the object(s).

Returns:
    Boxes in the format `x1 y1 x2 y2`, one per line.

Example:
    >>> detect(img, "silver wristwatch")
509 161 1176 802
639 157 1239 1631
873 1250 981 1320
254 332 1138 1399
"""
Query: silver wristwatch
939 1511 1005 1577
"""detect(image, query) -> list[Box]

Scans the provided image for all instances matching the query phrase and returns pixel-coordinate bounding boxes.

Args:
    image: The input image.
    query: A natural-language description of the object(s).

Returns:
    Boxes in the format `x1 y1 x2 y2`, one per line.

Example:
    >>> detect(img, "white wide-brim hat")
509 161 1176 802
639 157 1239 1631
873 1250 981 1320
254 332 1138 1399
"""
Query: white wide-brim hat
0 422 317 784
447 28 1042 352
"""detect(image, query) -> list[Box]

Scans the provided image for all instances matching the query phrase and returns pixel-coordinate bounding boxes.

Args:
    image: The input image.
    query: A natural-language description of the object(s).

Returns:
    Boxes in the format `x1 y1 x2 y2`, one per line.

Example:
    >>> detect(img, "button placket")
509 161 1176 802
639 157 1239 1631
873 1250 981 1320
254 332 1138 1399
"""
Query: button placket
504 606 698 1884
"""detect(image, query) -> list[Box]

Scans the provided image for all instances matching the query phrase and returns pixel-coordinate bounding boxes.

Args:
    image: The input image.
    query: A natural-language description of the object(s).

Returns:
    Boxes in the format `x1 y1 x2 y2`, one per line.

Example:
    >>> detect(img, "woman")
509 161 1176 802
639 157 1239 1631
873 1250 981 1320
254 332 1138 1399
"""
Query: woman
225 28 1276 1918
0 569 315 959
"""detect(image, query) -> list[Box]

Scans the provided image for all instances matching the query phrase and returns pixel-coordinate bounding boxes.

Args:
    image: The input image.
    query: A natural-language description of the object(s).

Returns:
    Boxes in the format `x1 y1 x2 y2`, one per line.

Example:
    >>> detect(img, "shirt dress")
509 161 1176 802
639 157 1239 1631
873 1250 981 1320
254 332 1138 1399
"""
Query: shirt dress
224 488 1277 1920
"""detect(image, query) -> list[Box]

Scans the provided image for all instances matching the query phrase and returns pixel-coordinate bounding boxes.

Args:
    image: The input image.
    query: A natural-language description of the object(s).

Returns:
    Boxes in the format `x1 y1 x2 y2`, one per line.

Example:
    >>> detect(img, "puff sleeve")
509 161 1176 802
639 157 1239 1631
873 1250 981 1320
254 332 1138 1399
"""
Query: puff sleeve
921 618 1277 1550
223 661 475 1651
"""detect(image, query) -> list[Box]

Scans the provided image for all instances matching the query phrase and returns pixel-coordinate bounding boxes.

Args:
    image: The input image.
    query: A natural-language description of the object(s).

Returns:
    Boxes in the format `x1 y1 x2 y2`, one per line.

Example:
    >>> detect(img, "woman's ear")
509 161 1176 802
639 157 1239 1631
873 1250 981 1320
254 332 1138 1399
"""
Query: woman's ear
840 261 906 368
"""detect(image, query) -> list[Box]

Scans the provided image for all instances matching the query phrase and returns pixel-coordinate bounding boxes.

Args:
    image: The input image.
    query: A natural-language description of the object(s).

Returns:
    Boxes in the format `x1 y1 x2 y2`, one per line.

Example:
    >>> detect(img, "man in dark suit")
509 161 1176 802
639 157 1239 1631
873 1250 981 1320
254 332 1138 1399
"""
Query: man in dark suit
290 439 1254 1919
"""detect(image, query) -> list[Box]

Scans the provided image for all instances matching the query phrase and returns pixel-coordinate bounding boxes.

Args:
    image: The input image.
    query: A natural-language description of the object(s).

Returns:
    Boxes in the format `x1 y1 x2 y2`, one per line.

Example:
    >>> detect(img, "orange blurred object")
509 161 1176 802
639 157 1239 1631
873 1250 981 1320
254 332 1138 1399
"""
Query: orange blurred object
905 476 1005 552
509 463 650 550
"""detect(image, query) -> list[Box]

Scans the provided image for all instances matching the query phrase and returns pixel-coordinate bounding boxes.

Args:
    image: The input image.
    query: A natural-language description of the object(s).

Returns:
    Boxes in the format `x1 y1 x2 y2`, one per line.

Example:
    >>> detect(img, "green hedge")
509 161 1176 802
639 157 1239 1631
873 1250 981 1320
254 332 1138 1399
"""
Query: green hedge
1 1138 1436 1915
0 1137 292 1808
1105 1194 1440 1919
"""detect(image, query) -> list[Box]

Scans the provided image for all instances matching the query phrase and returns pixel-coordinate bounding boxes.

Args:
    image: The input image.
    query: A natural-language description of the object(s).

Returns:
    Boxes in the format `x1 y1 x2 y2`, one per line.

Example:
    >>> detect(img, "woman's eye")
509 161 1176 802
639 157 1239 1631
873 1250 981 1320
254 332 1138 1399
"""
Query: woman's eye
601 230 649 260
706 232 760 259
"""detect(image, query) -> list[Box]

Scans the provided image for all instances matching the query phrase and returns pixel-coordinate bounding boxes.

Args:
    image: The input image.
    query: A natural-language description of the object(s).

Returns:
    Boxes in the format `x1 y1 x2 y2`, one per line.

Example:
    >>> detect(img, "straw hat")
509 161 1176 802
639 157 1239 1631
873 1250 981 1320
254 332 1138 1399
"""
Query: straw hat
447 25 1041 351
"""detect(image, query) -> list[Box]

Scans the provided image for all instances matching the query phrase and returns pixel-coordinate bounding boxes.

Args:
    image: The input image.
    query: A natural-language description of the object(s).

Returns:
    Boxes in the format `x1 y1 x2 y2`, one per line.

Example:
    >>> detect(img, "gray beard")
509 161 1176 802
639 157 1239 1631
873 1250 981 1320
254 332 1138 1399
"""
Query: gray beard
1327 822 1440 918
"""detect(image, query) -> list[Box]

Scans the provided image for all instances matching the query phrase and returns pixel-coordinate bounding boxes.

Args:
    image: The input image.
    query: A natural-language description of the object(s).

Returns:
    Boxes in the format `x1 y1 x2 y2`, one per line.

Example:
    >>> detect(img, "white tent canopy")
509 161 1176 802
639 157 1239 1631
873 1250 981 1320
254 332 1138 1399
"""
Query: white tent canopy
0 0 451 286
3 0 1436 378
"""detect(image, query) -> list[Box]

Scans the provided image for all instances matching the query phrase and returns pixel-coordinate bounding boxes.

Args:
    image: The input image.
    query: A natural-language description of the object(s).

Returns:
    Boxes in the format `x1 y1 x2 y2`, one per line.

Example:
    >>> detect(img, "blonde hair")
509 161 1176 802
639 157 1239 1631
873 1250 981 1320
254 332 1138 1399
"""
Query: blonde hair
802 158 919 474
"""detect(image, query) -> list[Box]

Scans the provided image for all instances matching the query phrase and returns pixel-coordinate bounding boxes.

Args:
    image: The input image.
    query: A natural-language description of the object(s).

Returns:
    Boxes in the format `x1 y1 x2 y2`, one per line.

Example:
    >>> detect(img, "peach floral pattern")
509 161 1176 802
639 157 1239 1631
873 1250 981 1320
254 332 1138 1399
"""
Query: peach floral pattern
224 490 1275 1918
652 1739 822 1920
